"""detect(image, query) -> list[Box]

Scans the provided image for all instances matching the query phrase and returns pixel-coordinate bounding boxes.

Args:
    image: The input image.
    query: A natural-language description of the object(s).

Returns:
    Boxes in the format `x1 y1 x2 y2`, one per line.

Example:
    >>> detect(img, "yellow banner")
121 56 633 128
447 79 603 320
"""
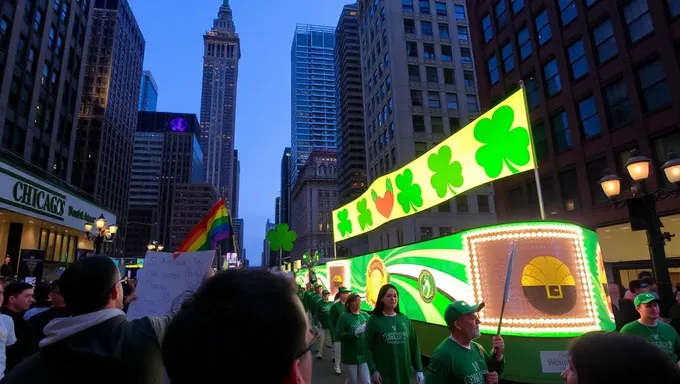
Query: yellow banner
332 89 534 242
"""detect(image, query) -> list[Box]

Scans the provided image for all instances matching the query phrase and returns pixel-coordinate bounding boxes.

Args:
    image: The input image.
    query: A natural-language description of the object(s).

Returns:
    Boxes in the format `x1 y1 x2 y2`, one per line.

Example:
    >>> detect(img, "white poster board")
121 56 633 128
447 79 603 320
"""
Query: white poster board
539 351 569 373
127 251 215 320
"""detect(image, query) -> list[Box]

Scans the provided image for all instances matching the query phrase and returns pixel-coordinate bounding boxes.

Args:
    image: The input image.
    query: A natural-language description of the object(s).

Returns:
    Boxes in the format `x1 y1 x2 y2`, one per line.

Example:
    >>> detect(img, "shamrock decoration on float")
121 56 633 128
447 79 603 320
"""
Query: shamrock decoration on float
371 178 394 218
357 198 373 230
395 168 423 214
336 208 353 238
428 145 464 198
474 105 531 178
266 223 297 252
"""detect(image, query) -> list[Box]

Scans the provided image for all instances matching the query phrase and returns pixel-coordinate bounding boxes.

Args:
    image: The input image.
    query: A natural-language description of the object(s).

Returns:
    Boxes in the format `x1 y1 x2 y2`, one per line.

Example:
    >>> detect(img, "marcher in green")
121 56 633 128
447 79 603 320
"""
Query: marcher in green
330 286 351 374
310 285 324 322
365 284 423 384
621 292 680 365
315 289 333 360
425 301 505 384
336 293 371 384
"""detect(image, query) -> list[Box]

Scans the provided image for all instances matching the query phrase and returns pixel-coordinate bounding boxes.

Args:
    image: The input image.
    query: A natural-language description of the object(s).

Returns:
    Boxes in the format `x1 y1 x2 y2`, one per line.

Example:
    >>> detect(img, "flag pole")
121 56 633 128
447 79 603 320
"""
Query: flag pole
518 81 546 220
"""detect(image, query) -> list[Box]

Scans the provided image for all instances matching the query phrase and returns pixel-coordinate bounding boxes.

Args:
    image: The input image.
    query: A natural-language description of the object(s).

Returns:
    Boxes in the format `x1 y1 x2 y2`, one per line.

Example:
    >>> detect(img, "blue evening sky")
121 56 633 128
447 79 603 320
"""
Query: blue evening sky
129 1 349 266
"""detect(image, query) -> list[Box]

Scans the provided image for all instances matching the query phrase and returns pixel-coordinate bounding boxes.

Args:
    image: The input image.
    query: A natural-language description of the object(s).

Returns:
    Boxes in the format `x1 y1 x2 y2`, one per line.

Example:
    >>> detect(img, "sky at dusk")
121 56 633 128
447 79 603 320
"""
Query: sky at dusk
128 0 350 266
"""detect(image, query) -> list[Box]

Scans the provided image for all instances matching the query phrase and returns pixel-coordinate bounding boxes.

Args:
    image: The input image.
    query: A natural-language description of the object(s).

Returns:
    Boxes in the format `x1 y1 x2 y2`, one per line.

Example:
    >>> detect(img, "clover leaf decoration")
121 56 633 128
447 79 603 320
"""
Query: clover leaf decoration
336 209 353 237
428 145 464 198
395 168 423 214
357 198 373 230
266 223 297 252
474 105 531 178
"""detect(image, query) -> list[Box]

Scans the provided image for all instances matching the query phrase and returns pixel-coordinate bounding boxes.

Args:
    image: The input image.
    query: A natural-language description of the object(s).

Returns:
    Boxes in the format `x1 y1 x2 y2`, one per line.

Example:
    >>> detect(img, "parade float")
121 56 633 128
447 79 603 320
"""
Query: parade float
295 89 616 383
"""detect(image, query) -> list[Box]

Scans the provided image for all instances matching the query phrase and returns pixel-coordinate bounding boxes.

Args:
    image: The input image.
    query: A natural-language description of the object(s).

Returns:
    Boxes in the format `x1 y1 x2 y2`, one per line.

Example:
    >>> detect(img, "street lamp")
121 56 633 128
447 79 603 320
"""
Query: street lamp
84 214 118 255
598 149 680 314
147 241 164 252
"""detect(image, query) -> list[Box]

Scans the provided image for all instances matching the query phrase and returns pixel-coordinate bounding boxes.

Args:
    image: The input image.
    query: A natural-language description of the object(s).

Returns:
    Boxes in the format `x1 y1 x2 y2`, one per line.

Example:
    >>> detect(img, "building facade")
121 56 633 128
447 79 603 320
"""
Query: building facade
356 0 497 252
232 217 243 256
466 0 680 280
280 147 291 225
169 183 218 251
231 149 239 217
290 24 337 185
262 219 276 268
73 0 145 255
138 70 158 112
289 150 338 261
335 4 368 206
200 0 240 202
275 196 281 224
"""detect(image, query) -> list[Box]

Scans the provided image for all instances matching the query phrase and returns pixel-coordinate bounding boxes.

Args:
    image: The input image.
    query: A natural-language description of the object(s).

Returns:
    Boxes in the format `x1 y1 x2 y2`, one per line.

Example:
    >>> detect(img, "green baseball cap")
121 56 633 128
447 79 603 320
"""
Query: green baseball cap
322 289 330 295
314 284 322 289
338 287 351 293
634 292 659 307
444 301 485 326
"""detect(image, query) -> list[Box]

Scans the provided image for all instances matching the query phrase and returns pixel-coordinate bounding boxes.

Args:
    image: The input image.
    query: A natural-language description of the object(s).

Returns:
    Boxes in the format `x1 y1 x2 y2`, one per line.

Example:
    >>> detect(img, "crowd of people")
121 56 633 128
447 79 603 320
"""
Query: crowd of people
0 256 675 383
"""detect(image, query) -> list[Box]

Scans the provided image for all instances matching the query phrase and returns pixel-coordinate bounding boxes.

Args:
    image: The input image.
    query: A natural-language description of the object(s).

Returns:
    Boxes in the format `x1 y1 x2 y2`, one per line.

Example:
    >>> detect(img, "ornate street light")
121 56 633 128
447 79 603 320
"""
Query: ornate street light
84 214 118 255
147 241 164 252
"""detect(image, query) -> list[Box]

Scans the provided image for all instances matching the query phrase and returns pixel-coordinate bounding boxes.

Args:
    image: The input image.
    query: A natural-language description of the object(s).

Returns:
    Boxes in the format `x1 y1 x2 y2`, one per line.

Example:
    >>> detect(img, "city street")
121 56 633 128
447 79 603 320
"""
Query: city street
312 357 344 383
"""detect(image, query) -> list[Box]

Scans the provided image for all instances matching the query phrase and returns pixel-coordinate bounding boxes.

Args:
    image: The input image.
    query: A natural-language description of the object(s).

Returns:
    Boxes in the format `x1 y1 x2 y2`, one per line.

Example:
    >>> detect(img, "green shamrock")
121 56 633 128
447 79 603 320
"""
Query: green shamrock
395 169 423 214
357 198 373 230
474 105 531 178
428 145 464 198
266 223 297 252
336 209 353 237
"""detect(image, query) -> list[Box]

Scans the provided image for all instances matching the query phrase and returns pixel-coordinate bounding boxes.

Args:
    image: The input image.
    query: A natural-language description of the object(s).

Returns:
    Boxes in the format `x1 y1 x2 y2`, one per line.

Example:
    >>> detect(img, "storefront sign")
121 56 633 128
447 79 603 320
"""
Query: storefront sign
0 161 116 230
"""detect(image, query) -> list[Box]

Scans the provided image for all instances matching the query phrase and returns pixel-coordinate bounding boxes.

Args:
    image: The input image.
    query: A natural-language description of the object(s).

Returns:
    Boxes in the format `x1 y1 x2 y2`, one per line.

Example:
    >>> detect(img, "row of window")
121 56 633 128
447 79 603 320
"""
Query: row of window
402 0 467 20
408 64 476 87
404 18 470 41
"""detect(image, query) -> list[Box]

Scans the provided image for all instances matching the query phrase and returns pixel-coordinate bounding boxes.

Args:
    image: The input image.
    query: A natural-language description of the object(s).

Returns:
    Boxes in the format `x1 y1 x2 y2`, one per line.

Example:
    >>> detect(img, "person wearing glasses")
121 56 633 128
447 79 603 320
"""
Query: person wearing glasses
162 268 316 384
365 284 424 384
335 293 371 384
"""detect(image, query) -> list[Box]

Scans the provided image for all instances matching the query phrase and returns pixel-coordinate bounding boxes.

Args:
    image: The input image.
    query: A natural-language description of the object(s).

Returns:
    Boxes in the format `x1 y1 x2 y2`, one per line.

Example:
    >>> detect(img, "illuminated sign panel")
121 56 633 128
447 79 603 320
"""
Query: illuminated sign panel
332 89 535 242
298 222 614 338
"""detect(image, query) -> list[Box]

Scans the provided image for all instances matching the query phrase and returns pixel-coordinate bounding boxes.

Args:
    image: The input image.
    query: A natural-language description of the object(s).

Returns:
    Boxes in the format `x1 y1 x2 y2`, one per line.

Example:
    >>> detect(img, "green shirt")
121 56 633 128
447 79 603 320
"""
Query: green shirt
303 291 315 312
336 311 371 364
329 301 345 340
311 295 323 317
621 320 680 362
425 338 505 384
365 313 423 384
315 300 333 329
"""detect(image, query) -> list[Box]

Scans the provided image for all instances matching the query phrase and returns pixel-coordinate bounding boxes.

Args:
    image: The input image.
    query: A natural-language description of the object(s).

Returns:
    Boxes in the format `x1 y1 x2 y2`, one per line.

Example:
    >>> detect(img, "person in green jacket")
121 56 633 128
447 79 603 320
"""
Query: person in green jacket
365 284 423 384
330 286 351 374
336 293 371 384
425 301 505 384
304 284 322 322
314 289 333 360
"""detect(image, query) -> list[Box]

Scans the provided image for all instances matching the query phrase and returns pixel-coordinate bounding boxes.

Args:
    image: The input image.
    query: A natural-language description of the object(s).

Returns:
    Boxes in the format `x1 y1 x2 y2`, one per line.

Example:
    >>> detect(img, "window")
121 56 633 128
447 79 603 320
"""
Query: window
408 65 421 81
461 47 472 63
477 195 490 213
407 41 418 57
458 26 469 40
559 169 581 211
586 0 597 7
603 79 632 128
637 60 671 112
440 227 454 235
441 45 452 61
435 1 446 16
438 201 451 212
428 92 441 108
593 20 616 63
449 117 461 133
33 9 43 31
578 96 601 138
444 68 455 84
623 0 653 43
446 93 459 109
467 95 479 112
426 66 438 82
669 0 680 18
456 195 469 212
586 158 609 206
652 131 680 188
495 1 508 30
419 0 431 14
532 122 548 161
482 15 492 43
568 40 588 80
464 71 475 87
420 227 433 241
551 111 571 152
558 0 577 26
403 0 414 12
487 55 499 85
535 10 552 46
431 117 443 133
404 18 416 34
42 63 49 87
454 5 466 19
518 27 532 60
502 42 514 73
422 21 433 36
512 0 524 14
439 23 449 39
410 90 423 106
543 59 561 96
423 43 435 59
413 115 425 132
27 47 37 72
415 141 427 156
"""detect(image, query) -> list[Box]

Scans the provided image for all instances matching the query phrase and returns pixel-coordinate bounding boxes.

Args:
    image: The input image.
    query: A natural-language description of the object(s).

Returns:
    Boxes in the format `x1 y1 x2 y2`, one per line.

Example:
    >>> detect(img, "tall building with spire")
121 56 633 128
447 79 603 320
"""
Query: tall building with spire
200 0 240 206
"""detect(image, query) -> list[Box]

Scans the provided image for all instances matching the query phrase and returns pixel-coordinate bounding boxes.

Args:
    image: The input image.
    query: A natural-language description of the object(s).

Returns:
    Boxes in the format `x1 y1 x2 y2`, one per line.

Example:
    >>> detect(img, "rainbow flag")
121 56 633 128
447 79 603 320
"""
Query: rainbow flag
176 198 232 253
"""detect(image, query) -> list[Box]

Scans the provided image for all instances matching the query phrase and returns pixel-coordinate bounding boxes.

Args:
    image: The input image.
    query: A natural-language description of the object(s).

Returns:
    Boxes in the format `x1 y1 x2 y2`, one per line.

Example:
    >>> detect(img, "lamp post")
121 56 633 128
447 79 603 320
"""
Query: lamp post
84 214 118 255
598 150 680 314
147 241 164 252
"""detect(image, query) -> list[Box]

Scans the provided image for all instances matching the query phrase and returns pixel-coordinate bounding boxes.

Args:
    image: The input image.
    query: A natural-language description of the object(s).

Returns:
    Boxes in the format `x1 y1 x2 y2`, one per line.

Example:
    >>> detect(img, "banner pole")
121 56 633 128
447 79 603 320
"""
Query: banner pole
519 81 546 220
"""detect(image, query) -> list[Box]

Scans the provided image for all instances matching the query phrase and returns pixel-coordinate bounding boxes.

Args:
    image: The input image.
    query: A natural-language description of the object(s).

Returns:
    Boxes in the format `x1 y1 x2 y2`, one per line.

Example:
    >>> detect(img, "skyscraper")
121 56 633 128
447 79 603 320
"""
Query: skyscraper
74 0 145 254
280 147 291 225
139 70 159 112
200 0 240 205
335 4 367 206
231 149 240 218
290 24 336 185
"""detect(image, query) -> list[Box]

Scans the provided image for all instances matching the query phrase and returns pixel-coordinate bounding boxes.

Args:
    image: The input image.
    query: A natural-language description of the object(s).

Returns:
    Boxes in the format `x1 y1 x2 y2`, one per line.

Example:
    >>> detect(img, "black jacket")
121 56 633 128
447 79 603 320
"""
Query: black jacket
618 298 640 327
1 309 171 384
25 307 70 355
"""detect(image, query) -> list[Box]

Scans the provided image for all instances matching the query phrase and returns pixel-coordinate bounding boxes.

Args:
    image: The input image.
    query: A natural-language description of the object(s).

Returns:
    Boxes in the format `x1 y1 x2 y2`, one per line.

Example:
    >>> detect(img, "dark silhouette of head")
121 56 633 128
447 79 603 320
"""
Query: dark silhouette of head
372 284 400 316
59 256 122 315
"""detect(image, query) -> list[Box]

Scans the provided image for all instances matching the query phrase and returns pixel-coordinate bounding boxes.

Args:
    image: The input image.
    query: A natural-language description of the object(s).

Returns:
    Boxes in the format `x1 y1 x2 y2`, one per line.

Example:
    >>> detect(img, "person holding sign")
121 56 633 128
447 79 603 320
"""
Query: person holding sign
335 293 371 384
425 301 505 384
